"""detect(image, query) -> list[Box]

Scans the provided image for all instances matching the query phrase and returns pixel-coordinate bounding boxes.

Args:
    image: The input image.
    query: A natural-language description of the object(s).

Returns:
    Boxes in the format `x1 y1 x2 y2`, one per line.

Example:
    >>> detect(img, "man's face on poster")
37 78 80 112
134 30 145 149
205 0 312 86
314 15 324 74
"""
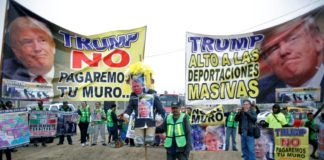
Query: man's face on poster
139 101 149 118
205 133 219 151
255 138 267 158
132 80 143 95
262 19 324 86
11 23 55 76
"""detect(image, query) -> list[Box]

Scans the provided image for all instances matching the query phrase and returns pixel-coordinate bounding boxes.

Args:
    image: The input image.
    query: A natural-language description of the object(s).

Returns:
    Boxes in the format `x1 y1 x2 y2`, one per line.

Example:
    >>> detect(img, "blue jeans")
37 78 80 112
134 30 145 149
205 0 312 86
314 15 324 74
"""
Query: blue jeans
225 127 237 150
241 130 255 160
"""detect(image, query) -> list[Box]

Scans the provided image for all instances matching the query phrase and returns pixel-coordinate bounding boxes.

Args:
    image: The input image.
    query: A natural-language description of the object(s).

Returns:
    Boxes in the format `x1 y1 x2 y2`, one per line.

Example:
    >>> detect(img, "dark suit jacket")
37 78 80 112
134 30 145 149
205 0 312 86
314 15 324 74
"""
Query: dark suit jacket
257 75 324 103
124 89 166 128
3 58 32 81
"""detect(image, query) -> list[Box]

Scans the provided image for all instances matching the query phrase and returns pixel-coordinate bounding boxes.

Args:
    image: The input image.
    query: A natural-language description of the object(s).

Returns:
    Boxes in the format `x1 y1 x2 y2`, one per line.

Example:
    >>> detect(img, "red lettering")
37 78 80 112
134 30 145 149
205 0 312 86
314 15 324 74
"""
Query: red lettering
103 49 130 68
280 138 300 147
281 138 290 146
291 138 300 147
72 50 101 69
71 49 130 69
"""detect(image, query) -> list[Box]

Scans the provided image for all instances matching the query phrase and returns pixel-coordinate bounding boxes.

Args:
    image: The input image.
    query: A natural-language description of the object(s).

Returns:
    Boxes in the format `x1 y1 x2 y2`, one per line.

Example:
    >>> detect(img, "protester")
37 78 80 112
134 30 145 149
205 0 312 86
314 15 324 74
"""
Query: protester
235 99 257 160
265 104 288 128
57 101 73 145
281 106 294 126
257 15 324 103
304 105 324 159
3 16 55 83
0 101 12 160
91 102 106 146
158 104 192 160
77 101 90 147
224 108 238 151
107 104 119 147
31 101 47 147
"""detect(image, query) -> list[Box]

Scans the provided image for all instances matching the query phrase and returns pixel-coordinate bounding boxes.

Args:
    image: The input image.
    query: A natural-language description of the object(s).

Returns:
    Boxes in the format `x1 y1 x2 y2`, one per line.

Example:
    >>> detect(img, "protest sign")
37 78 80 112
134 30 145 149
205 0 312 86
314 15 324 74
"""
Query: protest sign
0 108 30 149
56 112 78 135
29 111 57 137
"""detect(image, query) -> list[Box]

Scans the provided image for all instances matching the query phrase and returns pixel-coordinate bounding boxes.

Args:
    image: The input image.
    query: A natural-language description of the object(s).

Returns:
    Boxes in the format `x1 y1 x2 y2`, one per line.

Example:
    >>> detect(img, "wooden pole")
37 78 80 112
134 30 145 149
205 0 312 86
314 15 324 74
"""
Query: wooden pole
144 128 147 160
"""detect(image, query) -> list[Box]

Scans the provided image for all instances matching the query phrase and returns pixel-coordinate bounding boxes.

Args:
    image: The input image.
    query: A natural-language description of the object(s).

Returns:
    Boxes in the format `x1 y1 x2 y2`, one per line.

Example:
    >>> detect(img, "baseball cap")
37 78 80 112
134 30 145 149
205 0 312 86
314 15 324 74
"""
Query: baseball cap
171 102 181 108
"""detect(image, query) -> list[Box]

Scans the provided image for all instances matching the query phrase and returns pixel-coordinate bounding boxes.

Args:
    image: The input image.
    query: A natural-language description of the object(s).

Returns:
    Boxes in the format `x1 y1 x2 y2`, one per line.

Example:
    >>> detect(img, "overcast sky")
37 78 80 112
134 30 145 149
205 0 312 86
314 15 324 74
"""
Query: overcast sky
0 0 323 94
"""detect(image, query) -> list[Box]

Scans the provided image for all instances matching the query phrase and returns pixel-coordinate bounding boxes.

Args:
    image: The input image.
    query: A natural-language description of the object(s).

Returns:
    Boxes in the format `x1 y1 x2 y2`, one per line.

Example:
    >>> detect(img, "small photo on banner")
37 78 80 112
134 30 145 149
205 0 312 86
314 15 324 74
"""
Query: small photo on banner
275 87 321 103
256 128 275 160
137 94 154 119
191 124 225 151
56 112 78 136
2 79 53 101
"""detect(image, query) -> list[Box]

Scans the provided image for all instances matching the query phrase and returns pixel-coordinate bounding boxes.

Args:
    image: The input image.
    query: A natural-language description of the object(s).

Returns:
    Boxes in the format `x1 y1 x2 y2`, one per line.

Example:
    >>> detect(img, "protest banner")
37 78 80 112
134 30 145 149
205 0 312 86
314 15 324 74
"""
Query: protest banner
191 124 225 151
190 105 225 125
274 127 309 160
29 111 58 137
185 6 324 105
126 112 135 139
1 0 146 101
189 105 225 151
0 108 30 149
256 128 275 160
56 112 78 136
318 118 324 159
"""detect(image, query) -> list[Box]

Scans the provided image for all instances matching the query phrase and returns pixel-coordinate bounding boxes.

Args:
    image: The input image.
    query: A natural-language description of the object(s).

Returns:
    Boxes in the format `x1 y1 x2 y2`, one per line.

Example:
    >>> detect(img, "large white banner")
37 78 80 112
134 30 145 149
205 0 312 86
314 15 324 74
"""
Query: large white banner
185 32 262 105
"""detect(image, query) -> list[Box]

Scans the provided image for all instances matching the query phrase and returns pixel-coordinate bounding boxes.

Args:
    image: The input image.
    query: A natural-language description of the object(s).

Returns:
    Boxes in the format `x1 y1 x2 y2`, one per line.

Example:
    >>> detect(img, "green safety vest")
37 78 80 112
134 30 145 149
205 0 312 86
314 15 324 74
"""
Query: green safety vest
305 119 317 140
107 109 113 127
226 112 237 128
284 112 293 125
164 113 186 148
80 107 90 123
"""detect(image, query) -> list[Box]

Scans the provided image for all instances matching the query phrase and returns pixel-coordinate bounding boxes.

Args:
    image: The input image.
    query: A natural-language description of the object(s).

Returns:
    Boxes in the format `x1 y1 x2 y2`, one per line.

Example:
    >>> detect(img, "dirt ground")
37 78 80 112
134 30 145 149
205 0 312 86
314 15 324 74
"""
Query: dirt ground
10 132 243 160
9 131 318 160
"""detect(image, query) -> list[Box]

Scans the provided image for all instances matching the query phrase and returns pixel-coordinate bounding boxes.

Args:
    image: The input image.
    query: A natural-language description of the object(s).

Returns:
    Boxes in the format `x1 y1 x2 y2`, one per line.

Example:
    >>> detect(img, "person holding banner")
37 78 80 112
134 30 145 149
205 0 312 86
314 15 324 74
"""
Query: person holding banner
281 106 294 126
91 102 107 146
107 104 119 147
304 105 324 159
31 101 47 147
0 102 12 160
57 101 73 145
3 16 55 83
122 62 165 146
77 101 90 147
224 109 238 151
235 99 257 160
257 14 324 103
